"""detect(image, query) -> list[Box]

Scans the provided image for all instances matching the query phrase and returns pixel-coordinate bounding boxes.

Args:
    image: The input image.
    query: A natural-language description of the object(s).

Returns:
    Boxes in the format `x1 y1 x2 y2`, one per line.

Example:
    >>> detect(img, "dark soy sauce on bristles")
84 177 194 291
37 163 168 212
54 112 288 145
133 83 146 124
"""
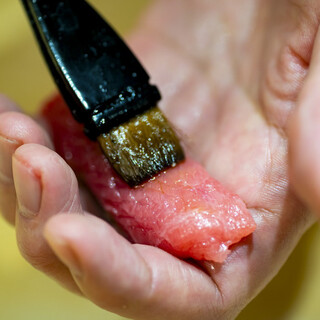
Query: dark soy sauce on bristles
98 106 185 187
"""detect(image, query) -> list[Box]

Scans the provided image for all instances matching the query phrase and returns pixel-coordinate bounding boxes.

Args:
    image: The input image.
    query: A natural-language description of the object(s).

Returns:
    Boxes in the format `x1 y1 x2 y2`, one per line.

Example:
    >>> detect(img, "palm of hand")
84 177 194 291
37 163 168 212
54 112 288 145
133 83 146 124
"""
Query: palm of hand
0 1 318 320
122 0 315 317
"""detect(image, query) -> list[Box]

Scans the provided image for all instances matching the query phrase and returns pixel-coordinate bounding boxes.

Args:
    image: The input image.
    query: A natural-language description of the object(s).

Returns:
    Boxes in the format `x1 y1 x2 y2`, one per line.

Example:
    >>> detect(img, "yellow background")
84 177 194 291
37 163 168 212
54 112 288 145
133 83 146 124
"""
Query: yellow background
1 1 320 319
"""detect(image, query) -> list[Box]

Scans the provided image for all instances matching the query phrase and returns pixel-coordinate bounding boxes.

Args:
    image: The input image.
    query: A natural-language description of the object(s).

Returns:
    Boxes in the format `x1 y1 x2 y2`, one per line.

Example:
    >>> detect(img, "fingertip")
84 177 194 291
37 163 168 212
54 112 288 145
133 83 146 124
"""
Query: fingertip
0 111 53 148
44 214 83 279
43 213 84 249
44 214 152 312
0 111 54 223
13 143 82 215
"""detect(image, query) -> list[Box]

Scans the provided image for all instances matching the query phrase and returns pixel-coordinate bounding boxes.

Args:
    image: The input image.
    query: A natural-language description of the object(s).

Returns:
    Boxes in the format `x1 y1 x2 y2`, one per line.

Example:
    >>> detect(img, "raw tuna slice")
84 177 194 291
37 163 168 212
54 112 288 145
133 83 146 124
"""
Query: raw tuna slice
41 95 256 262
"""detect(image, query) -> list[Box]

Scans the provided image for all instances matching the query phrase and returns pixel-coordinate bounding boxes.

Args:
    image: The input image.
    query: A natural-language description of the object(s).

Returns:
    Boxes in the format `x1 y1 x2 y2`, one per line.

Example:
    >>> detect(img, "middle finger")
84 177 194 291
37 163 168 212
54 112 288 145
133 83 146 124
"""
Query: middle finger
0 111 52 224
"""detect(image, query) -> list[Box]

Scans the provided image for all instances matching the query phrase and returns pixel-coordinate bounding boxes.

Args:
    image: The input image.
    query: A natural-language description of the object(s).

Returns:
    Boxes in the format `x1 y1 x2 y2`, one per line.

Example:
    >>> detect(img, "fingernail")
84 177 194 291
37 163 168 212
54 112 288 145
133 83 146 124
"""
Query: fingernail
0 135 19 184
44 228 83 278
13 156 41 218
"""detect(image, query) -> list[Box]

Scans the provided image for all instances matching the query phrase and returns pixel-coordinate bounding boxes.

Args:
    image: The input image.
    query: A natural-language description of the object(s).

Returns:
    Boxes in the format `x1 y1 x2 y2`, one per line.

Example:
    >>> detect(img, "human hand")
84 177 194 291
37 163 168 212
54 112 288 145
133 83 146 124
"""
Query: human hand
0 0 317 319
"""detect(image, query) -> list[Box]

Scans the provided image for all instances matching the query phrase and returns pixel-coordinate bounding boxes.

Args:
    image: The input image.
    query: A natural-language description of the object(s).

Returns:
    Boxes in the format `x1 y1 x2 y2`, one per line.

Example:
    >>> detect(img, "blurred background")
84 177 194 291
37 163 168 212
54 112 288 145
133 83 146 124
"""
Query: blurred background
1 1 320 319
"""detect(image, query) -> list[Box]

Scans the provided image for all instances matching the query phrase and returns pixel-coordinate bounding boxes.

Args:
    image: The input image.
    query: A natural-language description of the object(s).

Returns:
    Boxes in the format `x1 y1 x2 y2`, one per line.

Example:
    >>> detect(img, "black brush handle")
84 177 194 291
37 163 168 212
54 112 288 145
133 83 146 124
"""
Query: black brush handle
20 0 161 138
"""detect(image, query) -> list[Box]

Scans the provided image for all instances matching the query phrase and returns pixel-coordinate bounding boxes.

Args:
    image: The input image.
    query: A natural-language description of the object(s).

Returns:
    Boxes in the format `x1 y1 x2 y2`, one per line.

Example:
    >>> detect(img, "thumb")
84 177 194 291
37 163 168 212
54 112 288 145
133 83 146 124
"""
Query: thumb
288 27 320 216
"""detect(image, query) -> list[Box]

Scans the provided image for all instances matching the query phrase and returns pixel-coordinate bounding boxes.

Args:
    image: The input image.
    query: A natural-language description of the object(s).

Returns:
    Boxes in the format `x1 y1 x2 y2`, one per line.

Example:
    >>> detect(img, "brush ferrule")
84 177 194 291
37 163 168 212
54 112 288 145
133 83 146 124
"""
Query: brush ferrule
84 84 161 140
98 107 185 187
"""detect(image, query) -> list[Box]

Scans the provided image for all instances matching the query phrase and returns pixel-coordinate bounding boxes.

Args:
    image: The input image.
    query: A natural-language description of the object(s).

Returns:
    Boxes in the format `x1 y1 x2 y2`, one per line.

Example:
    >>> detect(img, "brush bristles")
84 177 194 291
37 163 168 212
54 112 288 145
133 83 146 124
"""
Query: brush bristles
97 106 185 187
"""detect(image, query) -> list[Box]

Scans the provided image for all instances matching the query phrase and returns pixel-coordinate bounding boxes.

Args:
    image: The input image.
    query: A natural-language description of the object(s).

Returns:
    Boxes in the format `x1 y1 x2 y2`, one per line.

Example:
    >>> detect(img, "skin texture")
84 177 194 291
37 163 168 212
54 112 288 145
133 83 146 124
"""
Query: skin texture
0 0 320 319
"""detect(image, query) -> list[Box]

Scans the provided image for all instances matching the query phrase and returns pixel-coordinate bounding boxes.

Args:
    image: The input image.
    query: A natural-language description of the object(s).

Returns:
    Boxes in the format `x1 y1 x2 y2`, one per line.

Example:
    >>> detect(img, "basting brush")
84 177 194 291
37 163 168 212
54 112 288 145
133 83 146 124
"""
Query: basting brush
20 0 185 187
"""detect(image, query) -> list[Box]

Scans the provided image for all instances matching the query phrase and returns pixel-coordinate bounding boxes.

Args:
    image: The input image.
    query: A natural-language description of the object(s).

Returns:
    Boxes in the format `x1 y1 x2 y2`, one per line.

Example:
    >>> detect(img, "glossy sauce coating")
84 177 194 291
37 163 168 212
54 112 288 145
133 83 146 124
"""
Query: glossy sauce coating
98 106 185 186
